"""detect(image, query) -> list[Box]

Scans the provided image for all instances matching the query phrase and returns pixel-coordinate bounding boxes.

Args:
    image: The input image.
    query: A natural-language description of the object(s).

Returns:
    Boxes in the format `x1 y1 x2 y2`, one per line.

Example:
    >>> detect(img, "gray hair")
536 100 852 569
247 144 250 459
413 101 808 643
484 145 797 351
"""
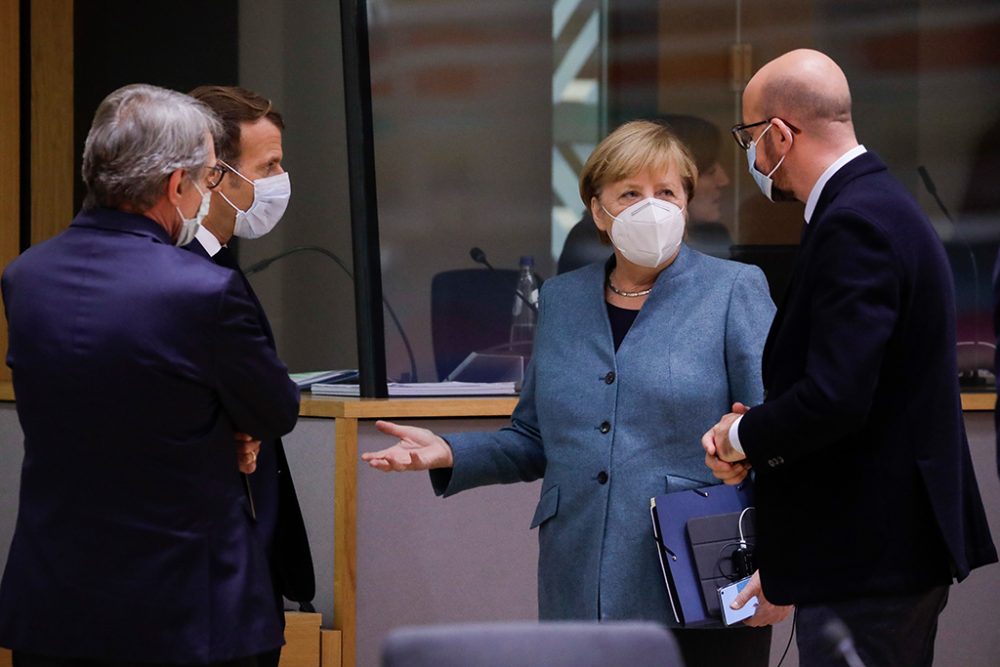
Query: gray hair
82 84 222 211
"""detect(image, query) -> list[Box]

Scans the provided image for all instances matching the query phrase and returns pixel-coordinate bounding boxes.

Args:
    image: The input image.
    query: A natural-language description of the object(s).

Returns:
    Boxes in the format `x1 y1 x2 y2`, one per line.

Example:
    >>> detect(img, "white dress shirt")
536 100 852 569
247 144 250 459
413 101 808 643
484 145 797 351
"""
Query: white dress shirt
194 224 224 257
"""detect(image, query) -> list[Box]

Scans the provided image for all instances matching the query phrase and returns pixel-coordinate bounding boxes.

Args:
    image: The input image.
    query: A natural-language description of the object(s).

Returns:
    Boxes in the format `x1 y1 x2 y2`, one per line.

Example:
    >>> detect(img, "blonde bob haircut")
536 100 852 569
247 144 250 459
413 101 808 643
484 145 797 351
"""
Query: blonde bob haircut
579 120 698 241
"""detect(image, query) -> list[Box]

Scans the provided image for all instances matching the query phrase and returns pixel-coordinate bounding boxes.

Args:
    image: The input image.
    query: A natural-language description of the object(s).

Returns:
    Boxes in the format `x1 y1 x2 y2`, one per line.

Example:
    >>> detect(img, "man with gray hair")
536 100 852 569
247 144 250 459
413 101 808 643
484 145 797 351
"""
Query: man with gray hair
0 84 299 666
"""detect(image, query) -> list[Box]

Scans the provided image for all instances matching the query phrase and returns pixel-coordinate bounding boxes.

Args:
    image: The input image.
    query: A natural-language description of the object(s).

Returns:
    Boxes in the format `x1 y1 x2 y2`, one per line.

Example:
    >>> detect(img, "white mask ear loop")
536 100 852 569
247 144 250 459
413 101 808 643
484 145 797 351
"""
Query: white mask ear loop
216 160 254 213
754 123 787 178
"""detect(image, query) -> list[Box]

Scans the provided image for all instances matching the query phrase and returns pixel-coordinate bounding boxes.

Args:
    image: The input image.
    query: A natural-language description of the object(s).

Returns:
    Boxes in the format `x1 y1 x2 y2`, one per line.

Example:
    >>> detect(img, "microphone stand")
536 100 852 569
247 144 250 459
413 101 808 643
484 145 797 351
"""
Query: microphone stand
918 166 987 386
244 245 419 383
469 246 539 314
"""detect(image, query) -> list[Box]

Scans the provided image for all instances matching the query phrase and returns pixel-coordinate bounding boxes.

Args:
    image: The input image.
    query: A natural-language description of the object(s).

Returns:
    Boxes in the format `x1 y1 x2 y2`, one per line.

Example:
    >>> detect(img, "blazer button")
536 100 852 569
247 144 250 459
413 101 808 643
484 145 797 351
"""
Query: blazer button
597 471 609 484
599 421 611 434
604 371 616 384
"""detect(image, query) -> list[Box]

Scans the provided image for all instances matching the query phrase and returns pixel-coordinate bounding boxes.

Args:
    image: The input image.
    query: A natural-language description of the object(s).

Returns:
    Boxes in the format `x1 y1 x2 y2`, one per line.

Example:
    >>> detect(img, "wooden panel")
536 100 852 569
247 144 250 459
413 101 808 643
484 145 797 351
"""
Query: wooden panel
333 418 357 667
30 0 74 245
961 392 996 412
0 0 19 384
320 629 342 667
300 395 519 419
0 646 11 667
280 611 322 667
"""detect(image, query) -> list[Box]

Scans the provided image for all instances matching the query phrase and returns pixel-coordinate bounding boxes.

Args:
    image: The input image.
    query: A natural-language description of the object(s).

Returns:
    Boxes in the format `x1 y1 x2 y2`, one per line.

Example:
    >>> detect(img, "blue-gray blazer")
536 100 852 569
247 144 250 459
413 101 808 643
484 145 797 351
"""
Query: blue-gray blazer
433 244 775 624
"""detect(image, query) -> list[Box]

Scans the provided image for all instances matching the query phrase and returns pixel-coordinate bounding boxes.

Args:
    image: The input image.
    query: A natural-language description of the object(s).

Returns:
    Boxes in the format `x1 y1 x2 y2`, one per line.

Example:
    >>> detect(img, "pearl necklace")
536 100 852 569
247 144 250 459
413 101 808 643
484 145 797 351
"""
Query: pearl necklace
606 277 652 298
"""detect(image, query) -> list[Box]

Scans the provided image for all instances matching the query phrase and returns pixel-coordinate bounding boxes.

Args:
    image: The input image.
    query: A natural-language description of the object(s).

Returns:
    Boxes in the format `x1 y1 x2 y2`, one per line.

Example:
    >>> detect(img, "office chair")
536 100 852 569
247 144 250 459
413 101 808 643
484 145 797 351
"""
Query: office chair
430 268 521 381
381 621 684 667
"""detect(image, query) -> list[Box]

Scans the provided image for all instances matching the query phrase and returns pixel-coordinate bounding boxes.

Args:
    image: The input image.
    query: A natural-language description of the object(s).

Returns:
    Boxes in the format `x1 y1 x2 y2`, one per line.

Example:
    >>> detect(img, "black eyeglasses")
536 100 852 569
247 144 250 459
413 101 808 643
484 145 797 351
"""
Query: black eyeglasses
731 118 801 151
730 120 771 151
205 163 229 189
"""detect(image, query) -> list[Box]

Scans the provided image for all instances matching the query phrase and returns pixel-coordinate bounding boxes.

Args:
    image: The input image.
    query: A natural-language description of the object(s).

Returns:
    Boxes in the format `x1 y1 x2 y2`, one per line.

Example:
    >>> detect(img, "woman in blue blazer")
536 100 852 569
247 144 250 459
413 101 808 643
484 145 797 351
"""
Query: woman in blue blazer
364 121 777 664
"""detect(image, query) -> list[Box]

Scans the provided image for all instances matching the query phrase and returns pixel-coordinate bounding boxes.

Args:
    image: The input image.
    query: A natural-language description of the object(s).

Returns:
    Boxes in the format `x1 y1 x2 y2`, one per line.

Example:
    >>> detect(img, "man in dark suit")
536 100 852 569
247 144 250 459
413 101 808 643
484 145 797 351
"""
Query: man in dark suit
0 84 300 666
995 249 1000 480
702 50 997 666
184 85 315 667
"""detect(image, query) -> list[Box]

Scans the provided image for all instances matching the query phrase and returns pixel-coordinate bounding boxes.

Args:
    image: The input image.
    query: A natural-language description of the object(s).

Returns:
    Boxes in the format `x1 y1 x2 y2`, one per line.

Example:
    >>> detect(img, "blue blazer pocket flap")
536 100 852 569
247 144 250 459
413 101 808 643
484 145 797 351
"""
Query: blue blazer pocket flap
665 474 704 493
530 484 559 529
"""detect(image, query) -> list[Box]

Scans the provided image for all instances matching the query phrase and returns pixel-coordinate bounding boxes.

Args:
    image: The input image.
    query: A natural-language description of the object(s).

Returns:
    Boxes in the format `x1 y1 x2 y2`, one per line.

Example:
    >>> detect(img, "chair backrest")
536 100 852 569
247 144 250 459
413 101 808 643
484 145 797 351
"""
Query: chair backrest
430 268 521 381
381 621 684 667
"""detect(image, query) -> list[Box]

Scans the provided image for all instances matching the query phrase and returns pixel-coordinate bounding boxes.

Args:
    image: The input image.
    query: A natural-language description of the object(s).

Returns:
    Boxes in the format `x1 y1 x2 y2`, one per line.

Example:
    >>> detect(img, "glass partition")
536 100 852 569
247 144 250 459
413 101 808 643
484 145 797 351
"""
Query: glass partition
357 0 999 389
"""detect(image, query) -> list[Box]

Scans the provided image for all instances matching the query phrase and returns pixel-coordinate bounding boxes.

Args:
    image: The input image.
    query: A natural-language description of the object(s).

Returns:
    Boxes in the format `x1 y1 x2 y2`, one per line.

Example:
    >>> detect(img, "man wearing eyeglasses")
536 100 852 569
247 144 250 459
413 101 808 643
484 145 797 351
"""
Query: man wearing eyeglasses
0 84 300 667
701 49 996 666
182 85 314 667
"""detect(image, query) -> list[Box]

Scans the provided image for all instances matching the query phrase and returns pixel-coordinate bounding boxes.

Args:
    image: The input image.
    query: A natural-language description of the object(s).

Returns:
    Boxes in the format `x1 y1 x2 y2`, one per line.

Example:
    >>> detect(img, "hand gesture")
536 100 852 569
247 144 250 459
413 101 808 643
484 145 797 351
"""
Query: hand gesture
235 432 261 474
361 420 454 472
732 570 794 627
702 403 751 484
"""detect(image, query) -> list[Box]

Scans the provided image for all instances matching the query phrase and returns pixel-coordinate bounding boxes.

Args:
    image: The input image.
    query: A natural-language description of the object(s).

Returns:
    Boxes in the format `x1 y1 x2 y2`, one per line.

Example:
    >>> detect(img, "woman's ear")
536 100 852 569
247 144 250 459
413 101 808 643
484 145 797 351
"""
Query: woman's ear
590 196 609 234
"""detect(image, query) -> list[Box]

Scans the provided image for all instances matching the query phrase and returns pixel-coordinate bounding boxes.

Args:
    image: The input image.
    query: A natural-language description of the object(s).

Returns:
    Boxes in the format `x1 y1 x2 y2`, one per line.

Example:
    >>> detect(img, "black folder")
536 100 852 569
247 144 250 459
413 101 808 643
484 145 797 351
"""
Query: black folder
650 481 755 626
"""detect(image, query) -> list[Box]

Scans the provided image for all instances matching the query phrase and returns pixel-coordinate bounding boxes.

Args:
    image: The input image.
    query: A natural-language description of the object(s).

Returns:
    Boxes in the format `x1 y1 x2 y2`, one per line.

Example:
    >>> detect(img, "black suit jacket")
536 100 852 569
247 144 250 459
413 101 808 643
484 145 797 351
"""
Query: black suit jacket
185 240 315 607
738 152 997 605
994 247 1000 480
0 209 299 663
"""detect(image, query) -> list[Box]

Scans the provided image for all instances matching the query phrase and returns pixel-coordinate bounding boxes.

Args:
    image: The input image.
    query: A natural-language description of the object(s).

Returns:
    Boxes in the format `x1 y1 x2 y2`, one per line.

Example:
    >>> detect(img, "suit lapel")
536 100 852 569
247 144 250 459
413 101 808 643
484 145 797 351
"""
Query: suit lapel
215 246 276 348
760 152 886 380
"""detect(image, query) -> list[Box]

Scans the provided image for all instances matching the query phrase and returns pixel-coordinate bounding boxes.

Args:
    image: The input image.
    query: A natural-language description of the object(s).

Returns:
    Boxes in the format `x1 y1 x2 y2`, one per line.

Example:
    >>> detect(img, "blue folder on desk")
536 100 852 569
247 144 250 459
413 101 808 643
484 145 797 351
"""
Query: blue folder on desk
650 481 755 626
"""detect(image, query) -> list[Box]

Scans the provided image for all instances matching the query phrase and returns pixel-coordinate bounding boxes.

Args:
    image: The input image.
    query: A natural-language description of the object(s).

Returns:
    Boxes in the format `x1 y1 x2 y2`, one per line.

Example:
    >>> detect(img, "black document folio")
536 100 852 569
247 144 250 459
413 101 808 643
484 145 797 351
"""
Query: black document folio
650 481 755 626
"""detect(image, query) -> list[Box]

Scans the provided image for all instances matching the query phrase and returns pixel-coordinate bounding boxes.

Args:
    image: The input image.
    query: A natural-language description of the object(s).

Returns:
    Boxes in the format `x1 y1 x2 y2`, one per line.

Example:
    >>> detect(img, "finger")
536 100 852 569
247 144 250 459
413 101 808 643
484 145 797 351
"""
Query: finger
362 447 399 461
234 432 254 442
742 606 767 627
731 402 749 414
387 451 415 472
366 457 392 471
732 576 760 609
701 429 717 456
375 420 419 440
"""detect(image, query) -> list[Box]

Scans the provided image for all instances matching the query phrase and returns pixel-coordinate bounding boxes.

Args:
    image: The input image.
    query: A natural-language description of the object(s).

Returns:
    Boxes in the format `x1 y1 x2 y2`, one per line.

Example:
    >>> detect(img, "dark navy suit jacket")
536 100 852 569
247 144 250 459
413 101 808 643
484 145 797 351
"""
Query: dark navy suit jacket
0 209 300 664
994 248 1000 480
738 152 997 605
183 239 315 611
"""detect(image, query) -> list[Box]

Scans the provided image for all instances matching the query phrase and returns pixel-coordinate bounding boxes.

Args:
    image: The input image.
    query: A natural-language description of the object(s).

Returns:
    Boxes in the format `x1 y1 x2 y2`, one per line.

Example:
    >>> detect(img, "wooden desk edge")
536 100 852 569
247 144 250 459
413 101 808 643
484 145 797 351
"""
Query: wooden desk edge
299 394 520 419
0 382 991 413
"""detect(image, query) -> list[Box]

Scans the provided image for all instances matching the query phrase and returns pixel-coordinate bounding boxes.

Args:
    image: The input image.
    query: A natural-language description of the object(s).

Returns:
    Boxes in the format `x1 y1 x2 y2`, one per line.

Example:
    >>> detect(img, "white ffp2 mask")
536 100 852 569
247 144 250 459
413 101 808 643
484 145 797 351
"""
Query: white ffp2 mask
603 198 685 268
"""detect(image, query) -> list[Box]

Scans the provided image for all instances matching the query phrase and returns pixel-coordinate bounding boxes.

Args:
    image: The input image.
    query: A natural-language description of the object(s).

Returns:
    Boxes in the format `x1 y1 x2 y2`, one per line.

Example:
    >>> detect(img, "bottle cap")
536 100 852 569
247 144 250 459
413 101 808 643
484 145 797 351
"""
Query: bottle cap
520 255 534 266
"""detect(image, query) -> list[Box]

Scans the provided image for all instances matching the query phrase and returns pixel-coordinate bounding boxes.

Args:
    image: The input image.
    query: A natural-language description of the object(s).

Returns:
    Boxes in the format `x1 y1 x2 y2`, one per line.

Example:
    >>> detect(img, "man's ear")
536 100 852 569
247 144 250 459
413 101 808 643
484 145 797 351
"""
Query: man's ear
166 169 186 207
771 118 795 146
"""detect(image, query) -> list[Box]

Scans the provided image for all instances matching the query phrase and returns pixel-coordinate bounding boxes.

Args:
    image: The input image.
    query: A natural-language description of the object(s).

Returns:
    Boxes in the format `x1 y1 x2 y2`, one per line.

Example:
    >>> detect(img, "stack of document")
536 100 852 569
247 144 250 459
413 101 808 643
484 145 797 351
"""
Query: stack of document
310 381 518 397
289 369 358 389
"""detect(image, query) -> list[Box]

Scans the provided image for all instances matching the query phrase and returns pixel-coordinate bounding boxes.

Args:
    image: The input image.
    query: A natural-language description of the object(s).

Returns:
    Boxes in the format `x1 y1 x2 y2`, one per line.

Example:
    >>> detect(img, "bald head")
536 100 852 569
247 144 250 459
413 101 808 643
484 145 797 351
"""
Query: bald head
747 49 853 135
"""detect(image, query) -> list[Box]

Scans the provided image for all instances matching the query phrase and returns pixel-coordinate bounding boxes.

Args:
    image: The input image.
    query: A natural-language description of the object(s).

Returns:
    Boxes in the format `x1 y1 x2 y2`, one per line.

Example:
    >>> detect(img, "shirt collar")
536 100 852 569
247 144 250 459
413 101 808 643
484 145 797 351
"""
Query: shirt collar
804 145 867 223
194 224 223 257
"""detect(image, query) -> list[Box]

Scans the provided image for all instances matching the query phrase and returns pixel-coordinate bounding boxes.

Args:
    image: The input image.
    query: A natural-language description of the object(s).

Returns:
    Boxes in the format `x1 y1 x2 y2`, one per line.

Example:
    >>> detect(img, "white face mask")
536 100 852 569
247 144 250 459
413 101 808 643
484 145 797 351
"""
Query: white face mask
175 182 210 246
746 123 786 202
217 161 291 239
603 197 685 268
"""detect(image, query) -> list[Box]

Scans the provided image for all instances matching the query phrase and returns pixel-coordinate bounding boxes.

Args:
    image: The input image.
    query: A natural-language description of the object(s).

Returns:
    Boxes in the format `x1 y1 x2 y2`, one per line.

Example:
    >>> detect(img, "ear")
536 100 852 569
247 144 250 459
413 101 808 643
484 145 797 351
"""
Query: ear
166 169 186 207
770 118 795 146
590 196 609 233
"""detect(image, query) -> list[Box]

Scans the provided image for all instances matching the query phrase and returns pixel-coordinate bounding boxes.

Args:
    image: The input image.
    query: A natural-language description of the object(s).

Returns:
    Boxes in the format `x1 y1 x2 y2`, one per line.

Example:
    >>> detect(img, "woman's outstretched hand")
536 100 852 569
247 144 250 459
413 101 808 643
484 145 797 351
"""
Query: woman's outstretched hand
361 420 455 471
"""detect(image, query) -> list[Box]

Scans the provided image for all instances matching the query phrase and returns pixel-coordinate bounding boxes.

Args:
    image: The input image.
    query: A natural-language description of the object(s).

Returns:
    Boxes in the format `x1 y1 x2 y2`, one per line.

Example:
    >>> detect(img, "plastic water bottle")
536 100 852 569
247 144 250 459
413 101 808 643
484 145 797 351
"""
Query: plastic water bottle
510 256 539 345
